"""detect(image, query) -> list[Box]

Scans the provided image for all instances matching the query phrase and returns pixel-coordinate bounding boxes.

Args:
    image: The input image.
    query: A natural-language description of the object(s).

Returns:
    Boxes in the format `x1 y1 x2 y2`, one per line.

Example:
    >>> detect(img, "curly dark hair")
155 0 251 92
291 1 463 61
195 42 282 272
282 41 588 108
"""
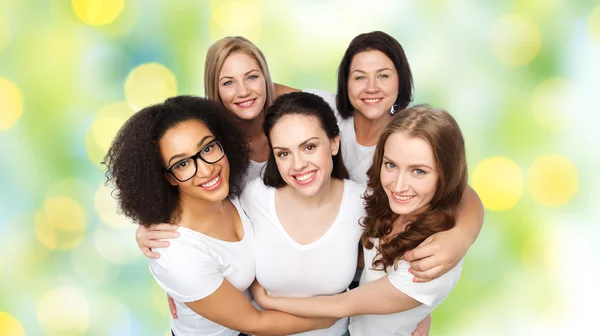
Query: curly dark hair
361 104 467 271
102 96 250 227
336 31 413 119
262 91 349 187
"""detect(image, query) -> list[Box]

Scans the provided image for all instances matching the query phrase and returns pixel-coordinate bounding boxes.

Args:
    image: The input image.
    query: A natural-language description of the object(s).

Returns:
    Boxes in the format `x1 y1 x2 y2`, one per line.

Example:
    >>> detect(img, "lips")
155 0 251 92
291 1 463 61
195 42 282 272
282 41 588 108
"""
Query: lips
235 98 256 108
197 171 222 190
391 192 416 204
361 98 383 105
291 170 317 186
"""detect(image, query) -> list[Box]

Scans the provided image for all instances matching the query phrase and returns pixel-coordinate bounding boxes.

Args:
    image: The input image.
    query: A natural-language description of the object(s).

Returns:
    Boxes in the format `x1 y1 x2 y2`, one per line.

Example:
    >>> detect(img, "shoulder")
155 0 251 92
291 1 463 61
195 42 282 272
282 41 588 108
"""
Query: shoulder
344 179 367 201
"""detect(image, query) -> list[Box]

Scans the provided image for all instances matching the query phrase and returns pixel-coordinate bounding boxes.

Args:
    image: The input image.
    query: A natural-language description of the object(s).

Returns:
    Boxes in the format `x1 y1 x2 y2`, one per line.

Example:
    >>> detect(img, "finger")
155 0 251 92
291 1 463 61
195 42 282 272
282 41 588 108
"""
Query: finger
403 240 437 261
148 223 179 232
146 230 180 241
409 255 438 272
168 295 178 319
409 265 444 282
143 248 162 259
143 239 171 249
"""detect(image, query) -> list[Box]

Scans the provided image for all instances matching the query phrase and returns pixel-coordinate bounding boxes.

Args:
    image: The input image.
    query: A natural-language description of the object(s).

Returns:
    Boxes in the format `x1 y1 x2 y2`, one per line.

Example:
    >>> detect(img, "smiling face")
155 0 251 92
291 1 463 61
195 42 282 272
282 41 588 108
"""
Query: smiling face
380 131 438 216
347 50 399 120
269 114 340 197
217 51 267 121
159 119 230 203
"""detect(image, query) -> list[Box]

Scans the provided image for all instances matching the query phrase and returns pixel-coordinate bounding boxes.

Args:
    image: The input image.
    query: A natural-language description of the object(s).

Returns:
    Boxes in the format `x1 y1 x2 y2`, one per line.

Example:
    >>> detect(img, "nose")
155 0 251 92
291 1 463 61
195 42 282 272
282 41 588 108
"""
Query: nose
366 76 379 93
392 171 409 193
236 81 250 97
195 158 213 178
292 153 308 171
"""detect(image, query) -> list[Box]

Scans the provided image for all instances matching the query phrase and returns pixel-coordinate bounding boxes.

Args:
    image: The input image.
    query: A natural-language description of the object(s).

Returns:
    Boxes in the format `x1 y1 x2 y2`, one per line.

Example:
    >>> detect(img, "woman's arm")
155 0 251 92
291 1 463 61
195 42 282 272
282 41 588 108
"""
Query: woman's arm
188 279 335 335
274 83 300 97
135 224 179 259
403 185 484 281
252 276 421 319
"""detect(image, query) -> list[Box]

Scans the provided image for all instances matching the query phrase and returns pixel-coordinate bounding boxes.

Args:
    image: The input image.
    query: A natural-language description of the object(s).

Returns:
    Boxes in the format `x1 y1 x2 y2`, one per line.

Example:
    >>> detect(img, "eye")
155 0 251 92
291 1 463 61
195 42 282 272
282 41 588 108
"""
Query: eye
378 74 389 79
384 161 396 169
276 151 289 158
174 159 190 170
413 168 426 175
354 75 366 80
222 80 233 87
248 74 259 80
203 143 215 153
304 144 316 151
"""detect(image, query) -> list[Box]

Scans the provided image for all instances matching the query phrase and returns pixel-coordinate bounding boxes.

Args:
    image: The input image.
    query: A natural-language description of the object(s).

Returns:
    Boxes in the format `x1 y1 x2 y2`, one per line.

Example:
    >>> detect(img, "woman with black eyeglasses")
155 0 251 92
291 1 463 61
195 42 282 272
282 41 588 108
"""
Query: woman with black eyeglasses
102 95 335 336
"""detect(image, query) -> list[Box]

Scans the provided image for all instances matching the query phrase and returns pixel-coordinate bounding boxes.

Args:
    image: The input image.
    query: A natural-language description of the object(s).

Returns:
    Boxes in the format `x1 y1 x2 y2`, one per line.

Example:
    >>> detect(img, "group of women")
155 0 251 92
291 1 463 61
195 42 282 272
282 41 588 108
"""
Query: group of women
103 31 484 336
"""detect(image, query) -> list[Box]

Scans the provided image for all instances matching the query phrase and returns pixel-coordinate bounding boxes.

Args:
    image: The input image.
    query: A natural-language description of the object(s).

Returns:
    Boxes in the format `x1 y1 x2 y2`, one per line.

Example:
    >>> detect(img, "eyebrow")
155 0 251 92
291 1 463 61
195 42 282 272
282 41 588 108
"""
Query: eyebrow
168 135 214 165
272 137 319 151
350 68 394 75
383 155 433 170
219 69 261 81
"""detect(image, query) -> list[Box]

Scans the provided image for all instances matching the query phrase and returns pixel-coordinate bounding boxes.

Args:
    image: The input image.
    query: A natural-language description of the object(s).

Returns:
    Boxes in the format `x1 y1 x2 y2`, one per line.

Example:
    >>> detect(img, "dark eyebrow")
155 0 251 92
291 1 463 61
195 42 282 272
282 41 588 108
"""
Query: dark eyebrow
168 135 214 165
219 69 260 82
272 137 319 151
350 68 393 74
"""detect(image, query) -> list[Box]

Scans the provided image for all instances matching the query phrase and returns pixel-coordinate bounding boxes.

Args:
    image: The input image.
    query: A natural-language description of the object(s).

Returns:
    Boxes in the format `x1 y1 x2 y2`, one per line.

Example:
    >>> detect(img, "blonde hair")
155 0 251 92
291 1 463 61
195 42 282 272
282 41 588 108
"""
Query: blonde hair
204 36 275 112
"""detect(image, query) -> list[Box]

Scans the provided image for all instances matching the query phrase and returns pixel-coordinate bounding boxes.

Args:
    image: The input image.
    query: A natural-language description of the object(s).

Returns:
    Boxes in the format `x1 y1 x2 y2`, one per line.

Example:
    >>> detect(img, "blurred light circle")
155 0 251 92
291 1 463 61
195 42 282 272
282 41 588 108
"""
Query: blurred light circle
589 5 600 46
34 196 88 250
0 14 9 53
89 296 132 335
0 77 23 131
530 78 582 131
85 102 134 166
37 287 90 335
124 63 177 111
95 183 132 228
92 224 141 264
491 14 541 67
0 312 25 336
71 238 121 287
527 155 578 207
210 0 262 42
472 157 524 211
72 0 125 26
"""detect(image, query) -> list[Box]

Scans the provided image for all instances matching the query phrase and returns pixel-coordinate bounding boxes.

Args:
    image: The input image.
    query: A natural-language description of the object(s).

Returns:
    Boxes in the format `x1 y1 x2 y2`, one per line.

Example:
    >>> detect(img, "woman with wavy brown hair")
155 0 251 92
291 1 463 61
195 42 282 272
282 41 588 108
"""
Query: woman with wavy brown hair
250 104 468 336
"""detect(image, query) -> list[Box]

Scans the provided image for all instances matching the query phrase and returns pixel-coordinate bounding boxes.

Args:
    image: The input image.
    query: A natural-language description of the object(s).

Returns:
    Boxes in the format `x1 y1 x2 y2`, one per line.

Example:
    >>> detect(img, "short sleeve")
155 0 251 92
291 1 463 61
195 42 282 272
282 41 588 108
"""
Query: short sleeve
387 259 464 307
149 242 224 303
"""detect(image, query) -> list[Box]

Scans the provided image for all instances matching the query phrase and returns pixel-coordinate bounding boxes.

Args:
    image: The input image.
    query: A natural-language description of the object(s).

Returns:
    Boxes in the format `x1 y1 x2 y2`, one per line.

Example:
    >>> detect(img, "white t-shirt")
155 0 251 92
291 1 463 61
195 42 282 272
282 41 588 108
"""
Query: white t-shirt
240 178 366 336
148 198 255 336
303 89 376 184
349 239 463 336
243 159 267 186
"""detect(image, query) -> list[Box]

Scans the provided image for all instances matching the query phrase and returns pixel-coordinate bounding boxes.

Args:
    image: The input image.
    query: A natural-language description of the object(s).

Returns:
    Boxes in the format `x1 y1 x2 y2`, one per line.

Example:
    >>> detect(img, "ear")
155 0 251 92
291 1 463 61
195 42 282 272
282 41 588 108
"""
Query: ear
165 173 178 187
331 135 341 156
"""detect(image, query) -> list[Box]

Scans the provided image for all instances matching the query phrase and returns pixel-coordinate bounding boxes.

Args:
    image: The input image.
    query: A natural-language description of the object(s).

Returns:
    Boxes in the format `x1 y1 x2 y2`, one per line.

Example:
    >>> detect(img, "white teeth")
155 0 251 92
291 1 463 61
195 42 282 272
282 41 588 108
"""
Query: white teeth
295 171 316 181
363 98 381 103
237 100 254 107
201 175 220 188
392 193 414 201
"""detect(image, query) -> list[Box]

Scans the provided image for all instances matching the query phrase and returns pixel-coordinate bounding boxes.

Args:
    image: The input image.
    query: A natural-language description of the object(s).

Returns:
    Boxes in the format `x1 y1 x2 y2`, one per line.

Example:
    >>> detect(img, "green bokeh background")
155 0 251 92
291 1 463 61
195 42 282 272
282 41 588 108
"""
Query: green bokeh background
1 0 599 335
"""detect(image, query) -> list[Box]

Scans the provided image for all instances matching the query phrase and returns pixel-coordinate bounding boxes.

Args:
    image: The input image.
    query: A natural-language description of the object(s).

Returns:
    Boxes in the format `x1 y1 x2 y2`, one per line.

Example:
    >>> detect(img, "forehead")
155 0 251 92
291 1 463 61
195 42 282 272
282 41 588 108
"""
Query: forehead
219 51 260 75
270 114 326 145
159 120 213 158
383 131 435 167
350 50 396 71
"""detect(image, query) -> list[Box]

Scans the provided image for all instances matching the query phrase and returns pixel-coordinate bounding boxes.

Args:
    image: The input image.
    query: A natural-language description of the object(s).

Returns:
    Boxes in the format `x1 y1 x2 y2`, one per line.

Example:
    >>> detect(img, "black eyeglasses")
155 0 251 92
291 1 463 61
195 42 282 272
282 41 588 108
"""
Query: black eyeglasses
165 140 225 182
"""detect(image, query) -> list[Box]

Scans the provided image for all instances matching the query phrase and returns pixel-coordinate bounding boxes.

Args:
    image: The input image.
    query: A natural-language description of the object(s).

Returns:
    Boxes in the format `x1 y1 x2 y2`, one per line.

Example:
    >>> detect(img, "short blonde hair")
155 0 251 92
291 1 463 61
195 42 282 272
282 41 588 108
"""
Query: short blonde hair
204 36 275 112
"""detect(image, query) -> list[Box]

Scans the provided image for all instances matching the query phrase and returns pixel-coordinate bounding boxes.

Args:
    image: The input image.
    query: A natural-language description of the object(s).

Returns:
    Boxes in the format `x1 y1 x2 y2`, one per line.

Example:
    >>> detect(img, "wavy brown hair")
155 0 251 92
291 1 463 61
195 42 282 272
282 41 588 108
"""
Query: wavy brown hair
361 104 467 271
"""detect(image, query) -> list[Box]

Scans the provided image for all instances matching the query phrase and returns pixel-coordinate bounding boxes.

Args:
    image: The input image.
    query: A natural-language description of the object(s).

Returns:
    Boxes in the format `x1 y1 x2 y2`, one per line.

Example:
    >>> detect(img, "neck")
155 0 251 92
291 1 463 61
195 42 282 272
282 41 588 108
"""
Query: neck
353 111 393 146
286 177 340 208
177 194 226 231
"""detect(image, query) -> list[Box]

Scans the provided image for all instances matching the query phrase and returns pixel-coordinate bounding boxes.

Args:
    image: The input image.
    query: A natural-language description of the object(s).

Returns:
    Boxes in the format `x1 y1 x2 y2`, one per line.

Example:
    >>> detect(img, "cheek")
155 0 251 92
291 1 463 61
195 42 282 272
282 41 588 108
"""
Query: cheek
219 87 234 103
379 169 395 187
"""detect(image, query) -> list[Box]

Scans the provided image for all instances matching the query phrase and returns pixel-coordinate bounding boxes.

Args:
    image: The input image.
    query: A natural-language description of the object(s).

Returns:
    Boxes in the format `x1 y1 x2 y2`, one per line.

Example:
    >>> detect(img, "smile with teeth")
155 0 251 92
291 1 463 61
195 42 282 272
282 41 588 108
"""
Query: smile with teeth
392 193 415 201
200 174 220 188
236 99 255 108
294 171 316 181
362 98 382 104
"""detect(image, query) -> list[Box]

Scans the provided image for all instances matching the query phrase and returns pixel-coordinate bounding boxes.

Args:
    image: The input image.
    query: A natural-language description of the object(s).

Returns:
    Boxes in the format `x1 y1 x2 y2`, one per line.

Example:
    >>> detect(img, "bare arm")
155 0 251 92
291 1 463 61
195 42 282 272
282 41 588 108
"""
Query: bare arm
252 276 421 319
404 185 484 281
188 279 335 335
